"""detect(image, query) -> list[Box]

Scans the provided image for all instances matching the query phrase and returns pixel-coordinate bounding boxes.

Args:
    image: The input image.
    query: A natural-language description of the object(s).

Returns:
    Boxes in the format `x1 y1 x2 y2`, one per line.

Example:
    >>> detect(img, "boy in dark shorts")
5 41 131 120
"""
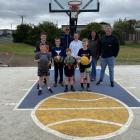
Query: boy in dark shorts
35 44 53 95
64 48 77 92
78 38 92 91
52 38 66 87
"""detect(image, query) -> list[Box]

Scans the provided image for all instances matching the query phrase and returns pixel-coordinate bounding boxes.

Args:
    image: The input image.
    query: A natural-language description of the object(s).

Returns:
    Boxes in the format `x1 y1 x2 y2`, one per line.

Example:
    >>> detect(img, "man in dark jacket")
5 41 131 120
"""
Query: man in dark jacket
96 25 120 87
60 27 73 50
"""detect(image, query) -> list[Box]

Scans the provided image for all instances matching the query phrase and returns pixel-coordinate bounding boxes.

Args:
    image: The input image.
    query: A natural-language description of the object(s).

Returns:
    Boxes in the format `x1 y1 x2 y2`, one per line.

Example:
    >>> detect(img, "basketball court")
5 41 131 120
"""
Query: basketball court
0 65 140 140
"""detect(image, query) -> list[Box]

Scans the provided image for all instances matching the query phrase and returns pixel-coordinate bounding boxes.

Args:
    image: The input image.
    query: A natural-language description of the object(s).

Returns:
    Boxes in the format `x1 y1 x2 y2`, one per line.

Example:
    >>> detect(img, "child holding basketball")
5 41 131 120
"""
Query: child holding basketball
78 38 92 91
52 38 66 87
64 48 77 92
35 43 53 95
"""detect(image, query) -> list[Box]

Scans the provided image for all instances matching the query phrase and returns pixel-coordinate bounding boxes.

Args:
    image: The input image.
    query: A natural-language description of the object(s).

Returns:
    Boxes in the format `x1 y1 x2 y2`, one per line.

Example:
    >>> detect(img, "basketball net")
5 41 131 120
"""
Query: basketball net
68 0 82 19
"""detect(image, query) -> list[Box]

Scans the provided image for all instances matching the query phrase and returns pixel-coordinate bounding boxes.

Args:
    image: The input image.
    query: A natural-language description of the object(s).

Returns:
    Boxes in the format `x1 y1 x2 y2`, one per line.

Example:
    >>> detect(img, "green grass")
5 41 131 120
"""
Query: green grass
116 43 140 64
0 43 34 56
0 37 140 65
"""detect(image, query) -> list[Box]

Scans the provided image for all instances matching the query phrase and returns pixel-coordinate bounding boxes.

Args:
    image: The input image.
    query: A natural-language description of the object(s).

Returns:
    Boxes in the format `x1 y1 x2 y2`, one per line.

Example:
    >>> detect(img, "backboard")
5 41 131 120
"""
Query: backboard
49 0 100 13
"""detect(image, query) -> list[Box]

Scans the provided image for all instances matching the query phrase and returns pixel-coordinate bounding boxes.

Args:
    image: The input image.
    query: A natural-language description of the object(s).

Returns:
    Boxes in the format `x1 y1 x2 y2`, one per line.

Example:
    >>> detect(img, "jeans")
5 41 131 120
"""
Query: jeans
100 56 115 82
91 58 97 80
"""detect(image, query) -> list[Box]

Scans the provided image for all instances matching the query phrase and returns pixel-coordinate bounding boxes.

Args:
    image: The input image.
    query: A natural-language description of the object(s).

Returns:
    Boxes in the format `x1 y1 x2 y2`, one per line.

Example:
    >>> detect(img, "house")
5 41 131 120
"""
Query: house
0 29 13 36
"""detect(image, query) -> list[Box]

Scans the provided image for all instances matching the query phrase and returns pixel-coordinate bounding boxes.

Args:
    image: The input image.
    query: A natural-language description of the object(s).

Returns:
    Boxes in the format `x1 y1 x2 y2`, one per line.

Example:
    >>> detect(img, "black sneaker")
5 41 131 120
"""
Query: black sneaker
111 81 114 87
48 88 54 93
96 80 103 85
38 90 42 96
64 88 68 92
71 86 75 92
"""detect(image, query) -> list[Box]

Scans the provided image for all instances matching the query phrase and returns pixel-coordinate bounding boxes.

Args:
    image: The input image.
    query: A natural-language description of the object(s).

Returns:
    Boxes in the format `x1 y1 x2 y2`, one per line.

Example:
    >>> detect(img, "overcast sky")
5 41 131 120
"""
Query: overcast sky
0 0 140 29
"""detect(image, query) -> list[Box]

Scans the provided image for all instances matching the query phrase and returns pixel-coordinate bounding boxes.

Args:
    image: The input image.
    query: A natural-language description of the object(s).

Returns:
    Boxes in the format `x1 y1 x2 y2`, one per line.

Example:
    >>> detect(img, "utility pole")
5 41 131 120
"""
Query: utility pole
20 15 26 24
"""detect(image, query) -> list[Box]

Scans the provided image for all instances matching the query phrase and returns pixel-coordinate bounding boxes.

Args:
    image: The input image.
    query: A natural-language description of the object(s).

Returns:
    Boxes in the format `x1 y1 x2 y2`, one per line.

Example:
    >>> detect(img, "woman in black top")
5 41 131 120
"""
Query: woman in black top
88 30 100 81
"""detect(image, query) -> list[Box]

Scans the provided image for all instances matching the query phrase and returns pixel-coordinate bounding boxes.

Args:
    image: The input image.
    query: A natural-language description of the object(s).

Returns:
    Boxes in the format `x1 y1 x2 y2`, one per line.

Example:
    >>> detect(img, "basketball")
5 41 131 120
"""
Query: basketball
80 56 90 65
65 56 75 65
54 55 62 63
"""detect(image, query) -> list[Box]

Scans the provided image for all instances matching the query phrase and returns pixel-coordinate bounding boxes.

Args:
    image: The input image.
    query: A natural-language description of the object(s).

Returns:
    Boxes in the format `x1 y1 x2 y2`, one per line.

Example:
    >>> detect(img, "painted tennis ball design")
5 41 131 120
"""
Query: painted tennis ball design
31 92 133 140
80 56 90 65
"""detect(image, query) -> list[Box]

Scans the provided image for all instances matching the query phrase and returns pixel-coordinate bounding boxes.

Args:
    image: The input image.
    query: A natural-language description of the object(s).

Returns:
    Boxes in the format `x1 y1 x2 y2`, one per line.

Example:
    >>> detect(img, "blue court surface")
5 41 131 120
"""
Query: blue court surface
17 69 140 109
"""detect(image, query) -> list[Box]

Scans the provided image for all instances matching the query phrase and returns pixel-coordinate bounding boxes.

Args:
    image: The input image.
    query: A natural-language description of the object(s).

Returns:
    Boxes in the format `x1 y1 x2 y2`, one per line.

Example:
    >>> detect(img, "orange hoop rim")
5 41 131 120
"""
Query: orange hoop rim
68 0 82 9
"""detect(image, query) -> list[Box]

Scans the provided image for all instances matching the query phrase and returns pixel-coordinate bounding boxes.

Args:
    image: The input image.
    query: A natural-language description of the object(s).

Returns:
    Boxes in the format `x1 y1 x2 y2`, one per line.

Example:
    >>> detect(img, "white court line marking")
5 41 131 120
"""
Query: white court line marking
3 103 18 106
31 92 134 140
47 118 123 127
126 87 136 89
53 96 107 102
27 79 37 82
14 80 37 111
19 89 29 91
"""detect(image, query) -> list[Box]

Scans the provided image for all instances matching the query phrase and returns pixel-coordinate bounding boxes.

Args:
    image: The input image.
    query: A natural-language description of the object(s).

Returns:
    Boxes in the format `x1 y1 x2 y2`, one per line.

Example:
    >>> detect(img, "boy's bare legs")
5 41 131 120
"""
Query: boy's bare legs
80 73 84 90
70 77 75 91
44 76 53 93
64 77 69 92
85 73 91 91
38 76 43 95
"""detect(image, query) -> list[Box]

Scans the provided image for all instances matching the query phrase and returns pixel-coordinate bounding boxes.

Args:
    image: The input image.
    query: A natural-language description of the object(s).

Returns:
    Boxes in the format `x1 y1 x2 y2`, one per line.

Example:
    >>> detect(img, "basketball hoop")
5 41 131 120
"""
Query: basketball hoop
68 0 82 18
68 0 82 11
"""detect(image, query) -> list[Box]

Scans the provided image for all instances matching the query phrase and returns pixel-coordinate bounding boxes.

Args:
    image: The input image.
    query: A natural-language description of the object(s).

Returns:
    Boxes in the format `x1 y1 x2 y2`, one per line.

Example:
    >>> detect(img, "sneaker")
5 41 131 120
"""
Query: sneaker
38 90 42 96
96 80 103 85
48 88 54 93
71 86 75 92
111 81 114 87
64 88 68 92
91 78 96 82
53 83 57 87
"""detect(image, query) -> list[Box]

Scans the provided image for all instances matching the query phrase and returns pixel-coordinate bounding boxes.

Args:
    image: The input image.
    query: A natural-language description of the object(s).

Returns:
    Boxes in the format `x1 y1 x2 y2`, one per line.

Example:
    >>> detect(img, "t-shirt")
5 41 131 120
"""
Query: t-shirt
69 40 83 58
78 48 92 59
35 52 51 71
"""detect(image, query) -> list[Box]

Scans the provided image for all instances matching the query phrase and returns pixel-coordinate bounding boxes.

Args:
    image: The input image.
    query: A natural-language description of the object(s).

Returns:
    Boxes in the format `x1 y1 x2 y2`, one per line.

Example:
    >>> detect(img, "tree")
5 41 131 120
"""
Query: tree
12 24 32 43
80 22 104 39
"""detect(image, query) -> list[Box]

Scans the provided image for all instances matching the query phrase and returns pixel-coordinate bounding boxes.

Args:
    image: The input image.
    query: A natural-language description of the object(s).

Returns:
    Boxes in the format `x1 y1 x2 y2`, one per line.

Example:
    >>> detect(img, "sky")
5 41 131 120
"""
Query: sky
0 0 140 29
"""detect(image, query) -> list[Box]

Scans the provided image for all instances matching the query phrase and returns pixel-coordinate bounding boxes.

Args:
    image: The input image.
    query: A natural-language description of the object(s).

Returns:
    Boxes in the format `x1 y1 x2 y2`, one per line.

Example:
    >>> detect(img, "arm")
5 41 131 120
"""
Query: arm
34 52 40 63
113 37 120 57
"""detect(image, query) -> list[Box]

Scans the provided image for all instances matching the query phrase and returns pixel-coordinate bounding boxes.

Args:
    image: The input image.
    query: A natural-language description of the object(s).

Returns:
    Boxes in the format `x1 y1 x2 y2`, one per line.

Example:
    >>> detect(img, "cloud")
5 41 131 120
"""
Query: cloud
0 0 139 29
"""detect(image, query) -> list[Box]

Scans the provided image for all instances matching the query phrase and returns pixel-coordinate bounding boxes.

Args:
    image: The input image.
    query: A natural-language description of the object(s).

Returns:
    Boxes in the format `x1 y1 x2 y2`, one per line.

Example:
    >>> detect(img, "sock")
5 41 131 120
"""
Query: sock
81 83 84 88
87 83 90 88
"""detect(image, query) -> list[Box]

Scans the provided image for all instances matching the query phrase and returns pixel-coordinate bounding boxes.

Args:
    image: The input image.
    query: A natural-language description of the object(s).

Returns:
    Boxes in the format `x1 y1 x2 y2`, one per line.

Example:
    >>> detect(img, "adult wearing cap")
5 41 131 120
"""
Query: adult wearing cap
60 27 73 51
96 25 120 87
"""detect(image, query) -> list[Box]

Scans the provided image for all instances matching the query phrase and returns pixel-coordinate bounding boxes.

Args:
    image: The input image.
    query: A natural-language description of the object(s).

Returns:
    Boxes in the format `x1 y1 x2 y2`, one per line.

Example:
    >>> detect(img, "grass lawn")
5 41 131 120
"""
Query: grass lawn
0 43 34 56
117 43 140 64
0 37 140 66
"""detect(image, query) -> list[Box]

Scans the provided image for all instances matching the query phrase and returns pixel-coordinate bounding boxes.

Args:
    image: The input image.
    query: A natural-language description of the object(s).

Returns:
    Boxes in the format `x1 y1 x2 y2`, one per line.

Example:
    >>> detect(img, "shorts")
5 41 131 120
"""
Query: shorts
64 65 75 77
79 63 91 73
38 69 50 77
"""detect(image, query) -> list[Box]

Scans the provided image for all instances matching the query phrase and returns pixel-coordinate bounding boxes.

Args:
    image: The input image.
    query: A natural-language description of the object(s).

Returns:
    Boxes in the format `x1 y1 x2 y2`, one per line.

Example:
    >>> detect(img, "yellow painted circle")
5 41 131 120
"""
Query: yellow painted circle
31 92 133 140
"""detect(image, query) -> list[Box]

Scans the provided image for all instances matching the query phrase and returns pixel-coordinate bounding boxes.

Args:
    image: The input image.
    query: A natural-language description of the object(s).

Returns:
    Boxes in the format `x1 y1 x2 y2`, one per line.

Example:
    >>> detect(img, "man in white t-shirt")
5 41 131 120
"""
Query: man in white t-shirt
69 33 83 59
